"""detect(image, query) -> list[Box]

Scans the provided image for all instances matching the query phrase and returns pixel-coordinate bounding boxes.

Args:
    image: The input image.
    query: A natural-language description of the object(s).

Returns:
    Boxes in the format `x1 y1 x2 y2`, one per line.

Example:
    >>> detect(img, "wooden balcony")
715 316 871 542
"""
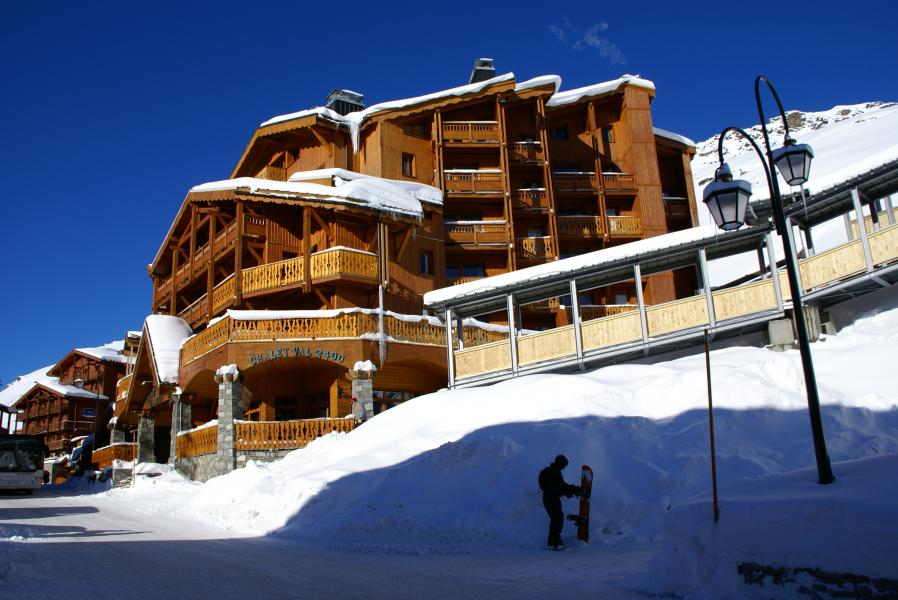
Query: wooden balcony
512 189 551 210
448 276 486 286
602 172 637 194
92 443 136 470
243 257 304 296
235 419 356 451
552 171 599 193
607 216 642 237
444 170 504 194
180 310 508 367
509 141 544 163
444 221 507 245
311 247 378 283
442 121 500 143
579 304 637 320
557 216 604 238
178 293 208 329
515 236 555 261
256 165 287 181
156 215 267 302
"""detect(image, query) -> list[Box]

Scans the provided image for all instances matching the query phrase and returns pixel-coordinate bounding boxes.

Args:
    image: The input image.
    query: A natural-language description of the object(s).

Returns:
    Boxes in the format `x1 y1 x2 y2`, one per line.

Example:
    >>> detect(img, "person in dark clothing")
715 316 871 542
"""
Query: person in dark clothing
538 454 581 549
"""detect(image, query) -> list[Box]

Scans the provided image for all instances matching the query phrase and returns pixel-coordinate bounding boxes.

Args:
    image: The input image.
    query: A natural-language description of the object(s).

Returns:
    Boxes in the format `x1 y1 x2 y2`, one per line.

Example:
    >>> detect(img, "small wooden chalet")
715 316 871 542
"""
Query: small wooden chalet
12 343 127 453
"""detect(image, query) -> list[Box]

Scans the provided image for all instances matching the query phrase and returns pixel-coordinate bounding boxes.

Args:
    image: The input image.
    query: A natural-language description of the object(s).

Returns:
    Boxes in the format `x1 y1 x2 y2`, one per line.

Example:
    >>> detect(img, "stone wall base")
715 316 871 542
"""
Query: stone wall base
176 449 294 482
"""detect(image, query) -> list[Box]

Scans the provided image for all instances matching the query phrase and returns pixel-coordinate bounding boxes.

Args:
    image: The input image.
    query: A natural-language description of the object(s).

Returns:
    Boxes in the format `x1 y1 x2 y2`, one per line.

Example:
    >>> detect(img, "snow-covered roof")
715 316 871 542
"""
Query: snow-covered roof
424 224 726 306
144 315 193 384
545 74 654 108
191 171 442 219
260 72 654 152
75 340 127 364
0 364 54 408
654 127 696 148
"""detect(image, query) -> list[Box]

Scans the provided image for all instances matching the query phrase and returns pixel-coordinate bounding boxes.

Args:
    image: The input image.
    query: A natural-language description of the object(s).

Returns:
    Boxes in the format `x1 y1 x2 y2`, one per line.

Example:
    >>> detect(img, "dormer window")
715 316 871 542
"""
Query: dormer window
401 153 416 178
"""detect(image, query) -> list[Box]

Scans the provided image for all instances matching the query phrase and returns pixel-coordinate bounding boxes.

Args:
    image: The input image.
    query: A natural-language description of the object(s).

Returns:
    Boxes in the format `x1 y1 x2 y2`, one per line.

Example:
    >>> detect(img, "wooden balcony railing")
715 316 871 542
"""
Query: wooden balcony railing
515 236 555 261
212 274 236 314
579 304 637 321
444 170 504 194
92 443 136 470
509 141 544 162
602 172 637 193
179 309 509 367
311 248 378 282
178 293 208 329
553 171 599 193
557 216 604 238
448 276 486 286
607 216 642 237
256 165 287 181
444 222 507 245
441 121 500 143
243 256 305 295
235 418 356 451
176 425 218 458
512 189 551 210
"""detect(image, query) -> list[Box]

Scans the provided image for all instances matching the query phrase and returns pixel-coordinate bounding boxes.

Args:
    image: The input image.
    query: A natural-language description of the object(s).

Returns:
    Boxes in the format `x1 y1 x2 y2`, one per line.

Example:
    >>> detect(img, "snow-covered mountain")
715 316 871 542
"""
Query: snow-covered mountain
691 101 898 211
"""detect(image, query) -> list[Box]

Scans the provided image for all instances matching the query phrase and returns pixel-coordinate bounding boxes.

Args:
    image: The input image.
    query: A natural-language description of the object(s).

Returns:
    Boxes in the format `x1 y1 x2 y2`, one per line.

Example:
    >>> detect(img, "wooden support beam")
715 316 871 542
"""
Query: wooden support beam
588 101 609 241
395 227 413 261
309 208 333 245
537 97 560 252
207 211 217 323
303 207 311 292
189 205 197 280
235 201 244 306
314 288 332 309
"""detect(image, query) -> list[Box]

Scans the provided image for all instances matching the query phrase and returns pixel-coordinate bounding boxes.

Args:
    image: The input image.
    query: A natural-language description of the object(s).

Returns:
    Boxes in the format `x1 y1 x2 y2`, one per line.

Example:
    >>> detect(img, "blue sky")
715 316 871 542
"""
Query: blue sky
2 0 897 387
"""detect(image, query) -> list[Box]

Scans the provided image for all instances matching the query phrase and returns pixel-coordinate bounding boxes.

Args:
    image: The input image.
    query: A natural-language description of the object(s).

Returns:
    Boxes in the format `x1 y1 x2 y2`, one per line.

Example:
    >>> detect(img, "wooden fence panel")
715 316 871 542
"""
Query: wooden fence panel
235 419 355 451
712 280 777 321
177 426 218 458
798 240 865 290
647 295 708 336
517 325 576 366
869 224 898 265
580 311 642 351
455 339 512 378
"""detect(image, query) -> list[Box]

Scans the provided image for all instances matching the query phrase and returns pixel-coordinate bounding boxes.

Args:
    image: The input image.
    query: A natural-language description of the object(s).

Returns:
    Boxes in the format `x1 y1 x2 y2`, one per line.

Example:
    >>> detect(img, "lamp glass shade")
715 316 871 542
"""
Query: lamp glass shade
772 142 814 186
703 178 752 231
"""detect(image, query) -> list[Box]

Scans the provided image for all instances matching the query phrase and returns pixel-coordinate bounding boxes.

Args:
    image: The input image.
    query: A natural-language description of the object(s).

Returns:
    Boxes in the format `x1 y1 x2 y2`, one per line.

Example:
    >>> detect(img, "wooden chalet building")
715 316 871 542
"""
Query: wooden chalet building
115 60 698 467
11 343 128 454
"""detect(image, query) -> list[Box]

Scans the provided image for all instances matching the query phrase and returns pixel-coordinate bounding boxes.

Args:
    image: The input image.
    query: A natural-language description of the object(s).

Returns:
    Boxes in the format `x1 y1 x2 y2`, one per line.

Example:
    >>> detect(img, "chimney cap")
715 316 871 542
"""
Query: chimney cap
469 58 496 84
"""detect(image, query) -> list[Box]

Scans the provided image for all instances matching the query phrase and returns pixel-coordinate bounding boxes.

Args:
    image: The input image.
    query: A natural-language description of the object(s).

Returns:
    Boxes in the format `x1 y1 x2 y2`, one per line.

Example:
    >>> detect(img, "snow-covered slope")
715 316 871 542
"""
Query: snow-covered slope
113 301 898 585
692 101 898 208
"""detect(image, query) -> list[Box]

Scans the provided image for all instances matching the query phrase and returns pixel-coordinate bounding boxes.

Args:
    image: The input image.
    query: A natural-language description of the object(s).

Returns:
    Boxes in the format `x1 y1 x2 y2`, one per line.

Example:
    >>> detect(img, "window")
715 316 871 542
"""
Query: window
527 227 545 238
601 127 613 145
462 263 486 277
401 153 416 177
548 125 569 141
614 293 629 305
419 251 434 275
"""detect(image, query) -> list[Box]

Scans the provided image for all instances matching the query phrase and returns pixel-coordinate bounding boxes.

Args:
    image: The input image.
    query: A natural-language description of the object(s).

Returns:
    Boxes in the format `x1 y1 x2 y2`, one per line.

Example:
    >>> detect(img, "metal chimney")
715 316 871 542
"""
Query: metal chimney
469 58 496 84
326 89 365 115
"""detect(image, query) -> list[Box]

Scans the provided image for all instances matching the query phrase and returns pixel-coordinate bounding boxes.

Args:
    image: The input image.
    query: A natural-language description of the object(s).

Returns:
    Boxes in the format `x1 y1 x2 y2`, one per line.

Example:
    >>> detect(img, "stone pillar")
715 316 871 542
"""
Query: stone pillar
110 428 128 444
168 392 192 466
136 416 156 464
215 365 245 476
347 361 377 421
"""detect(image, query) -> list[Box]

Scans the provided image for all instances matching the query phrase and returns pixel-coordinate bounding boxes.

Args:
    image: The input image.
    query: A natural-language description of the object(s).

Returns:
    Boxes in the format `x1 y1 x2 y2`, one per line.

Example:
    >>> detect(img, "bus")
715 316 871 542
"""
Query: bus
0 434 47 494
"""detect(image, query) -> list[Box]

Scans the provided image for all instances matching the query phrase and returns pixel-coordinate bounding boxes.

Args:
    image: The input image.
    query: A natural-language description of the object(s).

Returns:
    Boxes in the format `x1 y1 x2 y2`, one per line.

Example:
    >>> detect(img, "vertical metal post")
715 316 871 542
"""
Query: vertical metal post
705 329 720 523
884 194 896 226
506 294 519 375
634 264 649 344
851 188 875 273
757 246 769 279
843 213 854 241
765 232 784 312
569 280 584 367
444 308 455 388
803 226 815 257
698 248 716 331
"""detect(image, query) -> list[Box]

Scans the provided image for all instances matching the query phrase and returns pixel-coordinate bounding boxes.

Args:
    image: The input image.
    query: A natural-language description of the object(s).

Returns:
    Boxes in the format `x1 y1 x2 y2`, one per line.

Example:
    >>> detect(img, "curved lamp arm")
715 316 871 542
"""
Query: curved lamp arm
716 126 777 201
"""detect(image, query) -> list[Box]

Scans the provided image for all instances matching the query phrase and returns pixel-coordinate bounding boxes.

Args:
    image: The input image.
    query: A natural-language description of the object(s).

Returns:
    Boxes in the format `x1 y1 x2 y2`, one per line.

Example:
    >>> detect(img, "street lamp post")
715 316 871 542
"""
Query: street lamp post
702 76 835 485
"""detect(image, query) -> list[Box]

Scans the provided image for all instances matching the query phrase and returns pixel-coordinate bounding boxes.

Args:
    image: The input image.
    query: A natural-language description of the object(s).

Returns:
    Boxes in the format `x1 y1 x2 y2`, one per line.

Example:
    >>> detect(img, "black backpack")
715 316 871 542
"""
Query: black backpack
538 466 551 491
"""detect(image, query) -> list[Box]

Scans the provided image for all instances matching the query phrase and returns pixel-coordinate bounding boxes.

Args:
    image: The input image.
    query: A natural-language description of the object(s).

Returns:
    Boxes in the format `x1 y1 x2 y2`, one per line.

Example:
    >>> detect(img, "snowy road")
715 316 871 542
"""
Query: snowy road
0 489 659 600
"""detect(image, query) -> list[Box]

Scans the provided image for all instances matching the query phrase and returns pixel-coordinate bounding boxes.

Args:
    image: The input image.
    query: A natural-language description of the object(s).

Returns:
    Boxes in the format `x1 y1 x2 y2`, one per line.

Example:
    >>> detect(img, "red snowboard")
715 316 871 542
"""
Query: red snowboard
566 465 593 542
